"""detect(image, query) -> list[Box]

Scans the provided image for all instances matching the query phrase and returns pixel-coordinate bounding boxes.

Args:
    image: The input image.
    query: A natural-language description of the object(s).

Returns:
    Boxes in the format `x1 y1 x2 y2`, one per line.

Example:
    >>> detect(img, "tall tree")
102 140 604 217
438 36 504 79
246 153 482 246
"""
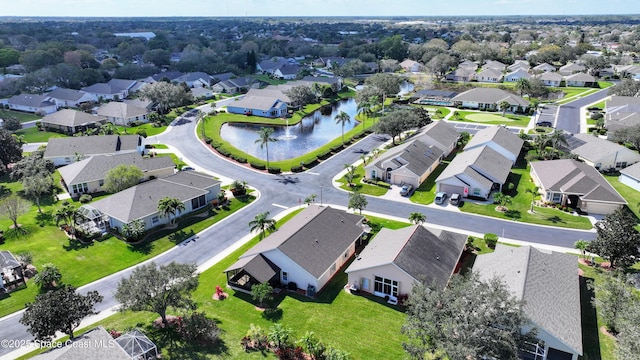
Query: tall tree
590 207 640 268
0 128 22 175
115 262 198 326
20 285 102 341
408 212 426 225
526 186 540 213
103 164 143 193
402 273 535 360
335 111 351 146
10 150 54 181
357 100 371 131
54 202 78 238
249 211 276 240
348 191 367 214
157 197 186 226
255 127 277 171
515 78 531 96
122 219 146 242
593 271 634 334
285 85 316 107
0 194 30 230
138 81 193 114
616 297 640 360
251 282 274 309
499 100 511 117
364 73 404 97
22 174 54 213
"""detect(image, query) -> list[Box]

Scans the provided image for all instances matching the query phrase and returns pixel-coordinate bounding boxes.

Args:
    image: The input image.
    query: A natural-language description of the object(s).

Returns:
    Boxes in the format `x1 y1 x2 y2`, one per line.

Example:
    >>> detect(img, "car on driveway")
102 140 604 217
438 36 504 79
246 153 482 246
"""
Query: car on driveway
400 184 414 197
434 191 447 204
536 121 553 127
449 193 461 206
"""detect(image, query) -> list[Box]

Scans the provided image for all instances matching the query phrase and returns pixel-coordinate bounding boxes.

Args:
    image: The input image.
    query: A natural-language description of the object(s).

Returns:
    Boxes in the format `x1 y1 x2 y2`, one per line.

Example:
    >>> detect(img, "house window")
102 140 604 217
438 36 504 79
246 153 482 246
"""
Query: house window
374 276 398 297
344 251 349 259
72 183 88 194
191 195 206 210
99 180 104 187
330 262 337 275
152 216 159 224
552 193 562 202
616 161 628 168
282 272 288 282
473 188 481 196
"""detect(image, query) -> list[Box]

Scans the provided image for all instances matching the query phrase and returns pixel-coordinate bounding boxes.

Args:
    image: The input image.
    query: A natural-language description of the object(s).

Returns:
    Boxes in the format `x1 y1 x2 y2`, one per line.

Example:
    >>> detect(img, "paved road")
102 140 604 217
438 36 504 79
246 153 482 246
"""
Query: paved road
0 100 598 358
555 88 611 134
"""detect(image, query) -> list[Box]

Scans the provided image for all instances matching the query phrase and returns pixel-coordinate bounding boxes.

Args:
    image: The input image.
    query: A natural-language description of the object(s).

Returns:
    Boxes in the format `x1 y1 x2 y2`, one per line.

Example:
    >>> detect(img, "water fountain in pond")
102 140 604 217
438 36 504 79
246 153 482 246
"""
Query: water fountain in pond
278 118 297 140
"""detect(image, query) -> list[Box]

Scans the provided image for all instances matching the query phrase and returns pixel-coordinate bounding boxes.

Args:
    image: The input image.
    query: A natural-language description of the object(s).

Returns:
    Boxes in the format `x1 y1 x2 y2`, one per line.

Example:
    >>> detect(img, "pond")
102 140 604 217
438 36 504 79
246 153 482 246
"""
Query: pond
220 98 360 161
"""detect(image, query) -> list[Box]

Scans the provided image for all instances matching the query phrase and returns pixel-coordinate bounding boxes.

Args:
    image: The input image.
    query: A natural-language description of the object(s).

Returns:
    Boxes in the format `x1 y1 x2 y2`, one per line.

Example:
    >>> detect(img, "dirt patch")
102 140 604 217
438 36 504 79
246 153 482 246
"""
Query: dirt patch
212 292 229 301
600 326 617 340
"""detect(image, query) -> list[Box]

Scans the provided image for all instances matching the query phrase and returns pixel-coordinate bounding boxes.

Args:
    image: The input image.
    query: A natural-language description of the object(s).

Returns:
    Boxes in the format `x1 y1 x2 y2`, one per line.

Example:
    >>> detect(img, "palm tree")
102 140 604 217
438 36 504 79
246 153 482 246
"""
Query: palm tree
54 203 78 239
493 192 512 210
249 211 276 240
157 197 186 226
534 132 550 154
33 263 62 290
357 100 371 131
335 111 351 146
255 127 277 171
408 212 426 225
574 240 589 260
499 101 511 117
122 219 146 242
526 186 540 213
515 78 530 96
548 130 568 150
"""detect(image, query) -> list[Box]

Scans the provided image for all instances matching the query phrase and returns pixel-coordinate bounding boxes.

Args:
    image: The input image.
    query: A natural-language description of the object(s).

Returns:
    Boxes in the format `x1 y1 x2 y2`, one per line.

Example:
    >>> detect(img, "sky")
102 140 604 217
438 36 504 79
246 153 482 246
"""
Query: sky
3 0 639 17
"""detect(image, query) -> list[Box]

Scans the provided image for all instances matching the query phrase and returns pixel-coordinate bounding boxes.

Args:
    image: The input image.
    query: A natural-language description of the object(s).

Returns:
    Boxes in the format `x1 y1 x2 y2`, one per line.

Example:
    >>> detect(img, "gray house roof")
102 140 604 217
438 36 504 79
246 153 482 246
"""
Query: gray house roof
47 88 88 101
416 120 459 153
41 109 107 128
371 139 444 178
229 205 364 280
97 102 149 118
620 161 640 181
81 79 136 96
32 327 132 360
451 88 530 107
473 245 583 356
437 145 513 186
229 95 286 112
174 72 212 84
346 225 466 289
89 171 220 224
211 72 236 82
44 135 142 159
565 72 596 82
565 133 638 164
536 72 564 82
277 64 300 76
531 159 626 204
58 152 175 185
8 93 55 108
464 125 524 160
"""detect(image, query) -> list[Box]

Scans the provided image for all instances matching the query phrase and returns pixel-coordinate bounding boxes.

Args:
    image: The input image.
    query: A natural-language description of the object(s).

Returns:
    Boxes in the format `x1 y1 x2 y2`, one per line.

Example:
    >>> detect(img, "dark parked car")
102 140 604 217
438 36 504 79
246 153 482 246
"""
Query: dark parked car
536 121 553 127
449 193 461 206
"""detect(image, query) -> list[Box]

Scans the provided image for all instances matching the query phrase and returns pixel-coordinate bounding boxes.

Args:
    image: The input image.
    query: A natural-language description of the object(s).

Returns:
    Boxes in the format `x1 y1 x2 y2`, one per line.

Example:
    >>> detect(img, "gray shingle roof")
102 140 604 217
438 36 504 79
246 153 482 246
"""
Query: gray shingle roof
347 225 466 289
229 95 286 111
536 72 564 81
47 88 87 101
437 145 513 185
41 109 107 128
88 171 220 223
8 93 55 108
32 327 131 360
464 125 524 159
174 72 212 84
620 161 640 181
530 159 626 204
565 72 596 82
211 72 236 82
473 245 583 356
97 102 149 118
58 152 175 185
567 133 638 163
451 88 529 107
81 79 136 95
371 139 444 178
236 205 364 279
416 120 459 152
44 135 142 158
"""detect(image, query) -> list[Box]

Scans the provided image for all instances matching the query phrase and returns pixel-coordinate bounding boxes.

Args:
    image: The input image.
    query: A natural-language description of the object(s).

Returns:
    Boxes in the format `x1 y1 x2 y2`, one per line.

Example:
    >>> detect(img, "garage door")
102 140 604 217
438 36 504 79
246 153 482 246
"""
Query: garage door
438 183 465 196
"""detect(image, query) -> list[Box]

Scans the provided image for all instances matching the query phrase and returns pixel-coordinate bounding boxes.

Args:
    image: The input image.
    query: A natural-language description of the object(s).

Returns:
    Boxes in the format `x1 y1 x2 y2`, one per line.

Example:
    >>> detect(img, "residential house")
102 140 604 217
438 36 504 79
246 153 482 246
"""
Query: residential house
413 120 460 157
445 67 475 82
211 77 256 93
1 250 25 291
615 64 640 80
507 60 530 72
530 159 626 214
83 171 220 233
43 135 144 166
345 225 466 299
473 245 582 360
7 94 57 114
225 205 365 294
301 76 343 92
458 60 478 71
140 71 184 85
533 63 556 73
40 109 107 134
81 79 138 101
191 87 215 99
536 72 564 87
364 139 444 187
58 152 175 197
564 133 640 170
257 58 289 75
32 326 157 360
564 72 596 87
619 162 640 192
482 60 507 72
414 89 458 106
173 72 212 88
504 68 531 82
96 101 150 126
558 62 586 76
210 72 236 83
435 145 513 199
364 61 379 74
464 125 524 165
46 88 95 108
400 59 423 72
604 96 640 134
273 64 300 80
451 88 530 113
226 94 288 118
475 68 504 83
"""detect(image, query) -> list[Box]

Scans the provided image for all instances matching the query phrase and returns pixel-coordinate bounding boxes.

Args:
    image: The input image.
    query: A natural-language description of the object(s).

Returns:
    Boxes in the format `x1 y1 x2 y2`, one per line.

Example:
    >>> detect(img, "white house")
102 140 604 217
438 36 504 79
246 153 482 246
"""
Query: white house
474 68 503 83
564 72 596 87
43 135 144 166
536 72 564 87
364 140 444 187
399 59 424 73
7 94 57 114
619 162 640 192
451 88 530 113
565 133 640 170
96 101 150 126
464 125 524 165
504 68 531 82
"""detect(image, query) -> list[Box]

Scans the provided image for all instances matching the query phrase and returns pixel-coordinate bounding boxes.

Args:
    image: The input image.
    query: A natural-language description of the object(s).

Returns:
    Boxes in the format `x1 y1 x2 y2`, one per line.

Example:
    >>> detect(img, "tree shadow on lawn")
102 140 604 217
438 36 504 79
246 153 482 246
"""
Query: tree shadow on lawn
144 323 229 360
546 215 566 224
62 238 94 251
505 172 522 197
35 211 53 227
580 275 602 360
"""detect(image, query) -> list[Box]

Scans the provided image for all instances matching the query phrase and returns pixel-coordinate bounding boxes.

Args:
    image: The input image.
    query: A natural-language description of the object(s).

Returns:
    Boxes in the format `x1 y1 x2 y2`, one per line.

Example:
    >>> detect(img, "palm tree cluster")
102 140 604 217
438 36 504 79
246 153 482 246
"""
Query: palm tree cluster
526 130 574 161
157 197 185 227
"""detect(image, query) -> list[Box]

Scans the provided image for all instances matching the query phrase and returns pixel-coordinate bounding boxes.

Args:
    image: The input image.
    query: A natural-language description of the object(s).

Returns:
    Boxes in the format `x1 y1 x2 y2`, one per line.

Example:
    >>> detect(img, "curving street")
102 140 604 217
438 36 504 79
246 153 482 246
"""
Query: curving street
0 102 598 359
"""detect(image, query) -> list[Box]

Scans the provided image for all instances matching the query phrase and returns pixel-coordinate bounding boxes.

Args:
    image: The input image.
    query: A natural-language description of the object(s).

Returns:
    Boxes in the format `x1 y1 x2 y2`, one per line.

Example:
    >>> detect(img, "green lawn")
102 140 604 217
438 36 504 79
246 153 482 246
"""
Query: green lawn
449 110 531 127
0 109 41 123
115 123 167 137
605 175 640 219
0 174 256 318
155 153 189 168
411 162 448 205
14 127 68 143
336 163 389 196
26 213 411 360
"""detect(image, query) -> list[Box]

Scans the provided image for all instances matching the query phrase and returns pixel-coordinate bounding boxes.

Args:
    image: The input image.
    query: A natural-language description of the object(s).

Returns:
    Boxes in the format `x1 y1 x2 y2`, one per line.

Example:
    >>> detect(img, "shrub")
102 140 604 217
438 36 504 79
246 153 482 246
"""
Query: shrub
287 282 298 291
331 145 344 153
232 155 247 163
79 194 93 203
178 312 221 344
484 233 498 248
204 137 212 144
376 181 391 188
290 165 304 173
217 147 231 157
250 162 266 170
268 167 281 174
135 129 147 138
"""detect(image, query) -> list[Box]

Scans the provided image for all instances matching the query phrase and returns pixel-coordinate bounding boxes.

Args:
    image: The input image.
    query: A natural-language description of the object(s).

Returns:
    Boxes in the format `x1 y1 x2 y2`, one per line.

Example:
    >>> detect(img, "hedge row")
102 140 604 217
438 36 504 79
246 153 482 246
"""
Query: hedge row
250 162 266 170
